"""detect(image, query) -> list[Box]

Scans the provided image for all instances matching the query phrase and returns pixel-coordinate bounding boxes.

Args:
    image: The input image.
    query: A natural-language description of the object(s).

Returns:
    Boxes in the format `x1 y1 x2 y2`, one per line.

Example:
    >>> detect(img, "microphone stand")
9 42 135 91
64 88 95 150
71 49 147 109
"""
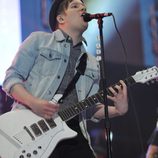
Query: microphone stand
97 17 112 158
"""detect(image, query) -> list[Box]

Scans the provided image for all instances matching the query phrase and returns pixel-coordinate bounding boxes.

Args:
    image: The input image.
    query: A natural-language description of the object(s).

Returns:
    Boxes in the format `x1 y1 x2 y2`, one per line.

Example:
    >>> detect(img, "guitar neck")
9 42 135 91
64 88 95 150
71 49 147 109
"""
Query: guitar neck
58 76 136 122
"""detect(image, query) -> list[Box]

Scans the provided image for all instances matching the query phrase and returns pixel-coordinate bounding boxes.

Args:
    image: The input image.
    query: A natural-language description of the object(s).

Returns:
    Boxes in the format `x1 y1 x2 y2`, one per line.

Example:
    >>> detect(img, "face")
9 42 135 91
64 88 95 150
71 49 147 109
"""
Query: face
57 0 88 33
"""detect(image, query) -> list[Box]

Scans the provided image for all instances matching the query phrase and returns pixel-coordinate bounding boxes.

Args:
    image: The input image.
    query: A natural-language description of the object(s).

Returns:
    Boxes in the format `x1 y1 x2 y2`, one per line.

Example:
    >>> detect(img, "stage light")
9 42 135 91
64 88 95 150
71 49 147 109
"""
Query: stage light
0 0 21 84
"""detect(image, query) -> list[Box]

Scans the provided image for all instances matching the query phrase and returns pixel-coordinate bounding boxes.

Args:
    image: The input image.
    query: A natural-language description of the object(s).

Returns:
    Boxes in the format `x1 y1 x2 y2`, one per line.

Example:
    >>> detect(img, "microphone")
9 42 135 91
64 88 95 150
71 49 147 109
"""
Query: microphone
82 12 112 22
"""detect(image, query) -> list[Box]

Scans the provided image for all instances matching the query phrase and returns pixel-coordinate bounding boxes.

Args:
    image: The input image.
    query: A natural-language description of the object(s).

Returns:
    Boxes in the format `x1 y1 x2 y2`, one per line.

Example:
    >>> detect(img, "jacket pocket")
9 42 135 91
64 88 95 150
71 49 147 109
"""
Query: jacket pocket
33 48 62 76
84 68 98 81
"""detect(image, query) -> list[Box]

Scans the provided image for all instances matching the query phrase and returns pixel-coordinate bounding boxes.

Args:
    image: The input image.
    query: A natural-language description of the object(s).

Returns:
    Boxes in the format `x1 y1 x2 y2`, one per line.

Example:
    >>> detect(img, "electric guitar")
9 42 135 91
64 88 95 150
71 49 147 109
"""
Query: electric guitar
0 66 158 158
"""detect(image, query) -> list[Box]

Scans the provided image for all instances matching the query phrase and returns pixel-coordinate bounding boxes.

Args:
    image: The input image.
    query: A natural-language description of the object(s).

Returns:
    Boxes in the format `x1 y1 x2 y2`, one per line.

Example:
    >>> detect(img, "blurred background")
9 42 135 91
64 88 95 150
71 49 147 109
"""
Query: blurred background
0 0 158 157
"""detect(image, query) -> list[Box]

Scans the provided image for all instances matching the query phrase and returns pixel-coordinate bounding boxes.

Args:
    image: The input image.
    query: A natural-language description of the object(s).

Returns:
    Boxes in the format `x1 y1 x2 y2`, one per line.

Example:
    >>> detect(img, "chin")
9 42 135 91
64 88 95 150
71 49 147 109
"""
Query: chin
81 23 88 32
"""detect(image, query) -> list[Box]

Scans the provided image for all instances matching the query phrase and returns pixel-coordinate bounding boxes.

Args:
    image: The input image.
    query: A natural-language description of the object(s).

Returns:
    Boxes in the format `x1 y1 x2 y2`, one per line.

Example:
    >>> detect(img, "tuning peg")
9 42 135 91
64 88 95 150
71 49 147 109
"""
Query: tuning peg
146 79 157 85
151 80 156 84
146 81 150 85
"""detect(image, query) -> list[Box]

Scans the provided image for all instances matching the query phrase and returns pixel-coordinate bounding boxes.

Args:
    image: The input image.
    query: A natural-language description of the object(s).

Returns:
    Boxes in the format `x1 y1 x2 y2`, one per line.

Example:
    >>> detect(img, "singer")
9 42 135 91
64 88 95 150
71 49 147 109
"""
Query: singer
2 0 128 158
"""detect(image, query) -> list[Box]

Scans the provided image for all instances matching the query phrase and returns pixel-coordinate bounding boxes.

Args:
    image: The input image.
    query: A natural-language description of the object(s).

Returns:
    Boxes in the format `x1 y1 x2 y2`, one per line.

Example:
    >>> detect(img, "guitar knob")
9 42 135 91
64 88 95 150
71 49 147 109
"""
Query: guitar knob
33 150 38 155
19 155 24 158
26 153 31 157
22 150 26 153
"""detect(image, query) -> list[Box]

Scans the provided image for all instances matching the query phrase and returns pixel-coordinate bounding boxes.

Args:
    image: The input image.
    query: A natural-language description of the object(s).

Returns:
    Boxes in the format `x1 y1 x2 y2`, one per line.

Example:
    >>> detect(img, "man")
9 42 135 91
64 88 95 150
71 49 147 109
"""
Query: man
2 0 128 157
146 128 158 158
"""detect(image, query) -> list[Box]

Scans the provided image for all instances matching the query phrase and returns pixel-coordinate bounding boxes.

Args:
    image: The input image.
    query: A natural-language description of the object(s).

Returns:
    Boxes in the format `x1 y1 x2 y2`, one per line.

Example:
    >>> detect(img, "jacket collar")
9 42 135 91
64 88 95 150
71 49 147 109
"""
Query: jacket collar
54 29 87 46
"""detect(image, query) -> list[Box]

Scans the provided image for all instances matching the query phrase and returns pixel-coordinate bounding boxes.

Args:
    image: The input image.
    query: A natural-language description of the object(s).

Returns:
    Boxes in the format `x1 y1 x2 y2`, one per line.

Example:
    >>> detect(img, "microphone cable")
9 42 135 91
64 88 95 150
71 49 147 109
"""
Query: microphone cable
111 13 145 156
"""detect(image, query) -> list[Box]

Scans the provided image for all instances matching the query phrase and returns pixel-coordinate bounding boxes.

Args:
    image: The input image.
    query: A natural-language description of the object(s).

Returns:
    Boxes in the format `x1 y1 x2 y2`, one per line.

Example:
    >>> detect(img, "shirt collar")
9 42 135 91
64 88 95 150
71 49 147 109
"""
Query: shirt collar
54 29 87 46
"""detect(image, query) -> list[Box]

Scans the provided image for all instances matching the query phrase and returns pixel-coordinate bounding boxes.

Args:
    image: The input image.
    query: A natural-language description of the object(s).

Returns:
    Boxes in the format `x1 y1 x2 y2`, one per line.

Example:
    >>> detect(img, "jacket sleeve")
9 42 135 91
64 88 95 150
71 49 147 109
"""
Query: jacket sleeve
2 32 40 95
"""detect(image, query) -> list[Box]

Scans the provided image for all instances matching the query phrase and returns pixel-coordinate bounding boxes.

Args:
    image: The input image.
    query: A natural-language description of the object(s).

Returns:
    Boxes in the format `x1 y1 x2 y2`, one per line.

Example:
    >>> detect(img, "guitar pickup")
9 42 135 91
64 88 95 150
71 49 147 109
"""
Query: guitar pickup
30 123 42 137
45 118 57 129
38 120 49 132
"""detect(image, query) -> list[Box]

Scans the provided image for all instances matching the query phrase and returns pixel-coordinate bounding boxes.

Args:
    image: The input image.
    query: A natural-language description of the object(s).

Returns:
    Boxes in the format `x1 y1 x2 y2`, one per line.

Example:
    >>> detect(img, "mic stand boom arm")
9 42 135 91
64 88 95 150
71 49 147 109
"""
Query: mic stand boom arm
97 18 112 158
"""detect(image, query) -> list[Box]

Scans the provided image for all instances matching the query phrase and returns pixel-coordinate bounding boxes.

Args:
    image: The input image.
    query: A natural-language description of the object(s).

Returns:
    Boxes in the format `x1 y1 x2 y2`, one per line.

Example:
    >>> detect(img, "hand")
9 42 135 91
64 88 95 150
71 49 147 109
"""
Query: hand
31 99 59 119
107 80 128 115
146 145 158 158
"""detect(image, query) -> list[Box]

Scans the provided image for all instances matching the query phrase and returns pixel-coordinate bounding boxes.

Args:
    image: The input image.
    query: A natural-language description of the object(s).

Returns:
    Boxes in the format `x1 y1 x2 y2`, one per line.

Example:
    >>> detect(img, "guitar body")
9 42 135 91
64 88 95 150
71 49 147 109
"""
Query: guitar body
0 109 77 158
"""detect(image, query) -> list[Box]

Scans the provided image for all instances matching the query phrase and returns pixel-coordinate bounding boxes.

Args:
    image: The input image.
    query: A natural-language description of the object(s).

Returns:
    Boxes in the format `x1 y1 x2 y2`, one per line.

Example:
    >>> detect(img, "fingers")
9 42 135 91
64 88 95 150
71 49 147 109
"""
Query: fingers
44 114 51 120
108 80 126 97
48 102 59 111
43 102 59 119
119 80 126 88
108 87 118 97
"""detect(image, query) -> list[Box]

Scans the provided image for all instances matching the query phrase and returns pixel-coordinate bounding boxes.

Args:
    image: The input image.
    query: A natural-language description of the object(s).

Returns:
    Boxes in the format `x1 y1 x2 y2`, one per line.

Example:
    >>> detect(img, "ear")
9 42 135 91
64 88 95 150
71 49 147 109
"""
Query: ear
56 15 65 24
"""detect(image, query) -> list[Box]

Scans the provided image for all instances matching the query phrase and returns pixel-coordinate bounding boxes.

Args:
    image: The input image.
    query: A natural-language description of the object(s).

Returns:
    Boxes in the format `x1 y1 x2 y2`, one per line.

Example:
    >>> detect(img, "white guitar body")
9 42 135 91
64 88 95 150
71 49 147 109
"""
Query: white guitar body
0 109 77 158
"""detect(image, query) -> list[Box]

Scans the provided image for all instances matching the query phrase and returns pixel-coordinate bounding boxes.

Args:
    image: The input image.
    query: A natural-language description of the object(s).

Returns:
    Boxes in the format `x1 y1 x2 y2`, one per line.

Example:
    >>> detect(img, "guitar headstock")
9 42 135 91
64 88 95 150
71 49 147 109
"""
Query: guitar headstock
132 66 158 84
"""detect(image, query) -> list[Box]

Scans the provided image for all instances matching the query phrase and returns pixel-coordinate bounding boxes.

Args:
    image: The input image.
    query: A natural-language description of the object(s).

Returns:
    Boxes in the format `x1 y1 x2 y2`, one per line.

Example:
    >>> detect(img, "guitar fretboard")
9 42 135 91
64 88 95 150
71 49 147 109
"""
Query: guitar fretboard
58 76 135 121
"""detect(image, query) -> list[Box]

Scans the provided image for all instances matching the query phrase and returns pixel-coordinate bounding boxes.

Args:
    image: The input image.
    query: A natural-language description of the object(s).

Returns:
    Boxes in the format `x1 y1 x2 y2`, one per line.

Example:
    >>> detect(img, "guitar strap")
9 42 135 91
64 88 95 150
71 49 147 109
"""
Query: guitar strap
58 53 87 103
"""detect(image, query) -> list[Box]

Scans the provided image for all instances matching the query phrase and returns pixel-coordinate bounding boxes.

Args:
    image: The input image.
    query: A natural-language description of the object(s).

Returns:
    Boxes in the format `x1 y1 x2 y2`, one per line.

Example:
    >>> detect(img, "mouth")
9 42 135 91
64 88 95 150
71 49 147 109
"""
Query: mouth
81 12 87 21
81 12 86 17
81 13 88 23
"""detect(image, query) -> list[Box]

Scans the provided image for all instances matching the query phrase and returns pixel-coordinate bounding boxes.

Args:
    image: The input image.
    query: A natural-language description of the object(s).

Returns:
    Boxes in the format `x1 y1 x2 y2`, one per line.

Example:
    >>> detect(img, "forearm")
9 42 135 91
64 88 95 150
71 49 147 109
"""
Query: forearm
10 84 39 109
93 104 127 120
10 84 59 119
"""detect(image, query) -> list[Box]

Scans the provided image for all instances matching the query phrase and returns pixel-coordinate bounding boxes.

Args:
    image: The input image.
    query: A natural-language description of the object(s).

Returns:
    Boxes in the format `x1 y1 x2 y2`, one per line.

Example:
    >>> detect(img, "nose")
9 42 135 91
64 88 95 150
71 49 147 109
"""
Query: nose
81 6 86 13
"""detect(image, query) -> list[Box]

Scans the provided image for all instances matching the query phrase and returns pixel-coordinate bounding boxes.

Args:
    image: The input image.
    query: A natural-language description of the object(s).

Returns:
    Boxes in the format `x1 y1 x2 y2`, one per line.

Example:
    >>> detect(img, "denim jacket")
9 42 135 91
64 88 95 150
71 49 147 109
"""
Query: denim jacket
2 29 100 148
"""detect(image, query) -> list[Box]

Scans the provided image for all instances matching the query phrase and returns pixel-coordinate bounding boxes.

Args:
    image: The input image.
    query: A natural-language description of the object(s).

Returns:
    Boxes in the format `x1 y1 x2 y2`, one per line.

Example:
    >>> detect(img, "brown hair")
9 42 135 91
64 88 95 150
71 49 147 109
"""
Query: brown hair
56 0 84 29
57 0 73 15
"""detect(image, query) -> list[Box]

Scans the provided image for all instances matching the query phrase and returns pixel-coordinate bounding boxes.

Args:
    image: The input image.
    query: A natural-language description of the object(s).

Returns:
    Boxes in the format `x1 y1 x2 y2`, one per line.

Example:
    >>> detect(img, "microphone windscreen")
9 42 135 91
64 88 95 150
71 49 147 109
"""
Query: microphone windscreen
82 13 91 22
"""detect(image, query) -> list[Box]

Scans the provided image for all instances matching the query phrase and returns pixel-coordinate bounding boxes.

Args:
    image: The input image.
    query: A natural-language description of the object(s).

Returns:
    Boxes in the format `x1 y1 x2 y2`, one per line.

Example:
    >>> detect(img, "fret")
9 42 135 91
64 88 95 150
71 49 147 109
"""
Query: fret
91 93 100 103
59 111 67 121
61 110 69 120
69 107 77 118
82 100 90 109
64 107 73 120
60 110 67 120
91 95 99 104
72 102 87 114
78 101 85 111
72 104 81 115
65 108 72 118
81 101 89 111
96 91 104 102
58 111 65 120
78 103 84 111
64 108 72 118
85 97 94 106
66 108 72 117
62 110 70 120
68 107 76 118
69 106 76 116
73 105 80 112
88 96 97 105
